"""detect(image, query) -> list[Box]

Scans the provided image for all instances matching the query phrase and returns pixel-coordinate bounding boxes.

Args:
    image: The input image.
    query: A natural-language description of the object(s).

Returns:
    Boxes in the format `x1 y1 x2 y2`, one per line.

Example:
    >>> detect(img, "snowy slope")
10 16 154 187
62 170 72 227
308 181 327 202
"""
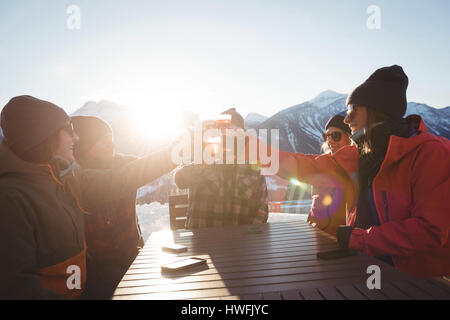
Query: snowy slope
256 91 347 153
136 202 170 242
309 90 346 109
406 103 450 137
245 112 269 129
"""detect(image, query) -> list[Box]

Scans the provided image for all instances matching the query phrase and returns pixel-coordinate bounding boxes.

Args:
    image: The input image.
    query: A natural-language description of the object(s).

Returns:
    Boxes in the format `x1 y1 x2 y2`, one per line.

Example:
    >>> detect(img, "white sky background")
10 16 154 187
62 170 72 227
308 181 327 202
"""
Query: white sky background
1 0 449 120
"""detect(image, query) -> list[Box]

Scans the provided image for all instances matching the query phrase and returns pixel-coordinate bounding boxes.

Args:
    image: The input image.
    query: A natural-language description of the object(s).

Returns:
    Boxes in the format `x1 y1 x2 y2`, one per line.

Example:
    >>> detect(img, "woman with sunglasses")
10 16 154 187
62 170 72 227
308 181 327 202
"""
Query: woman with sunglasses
276 113 353 236
0 95 177 299
321 113 352 154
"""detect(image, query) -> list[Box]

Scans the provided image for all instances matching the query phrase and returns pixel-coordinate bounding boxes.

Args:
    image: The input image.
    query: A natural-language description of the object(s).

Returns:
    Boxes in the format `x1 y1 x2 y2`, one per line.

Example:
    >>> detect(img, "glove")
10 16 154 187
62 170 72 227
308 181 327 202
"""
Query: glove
336 225 355 249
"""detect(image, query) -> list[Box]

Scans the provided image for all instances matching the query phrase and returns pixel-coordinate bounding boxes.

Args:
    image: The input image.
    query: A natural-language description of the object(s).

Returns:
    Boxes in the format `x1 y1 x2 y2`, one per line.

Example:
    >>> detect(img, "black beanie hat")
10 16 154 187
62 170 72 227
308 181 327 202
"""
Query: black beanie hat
346 65 409 119
325 112 351 135
221 108 245 129
72 116 112 160
0 95 70 156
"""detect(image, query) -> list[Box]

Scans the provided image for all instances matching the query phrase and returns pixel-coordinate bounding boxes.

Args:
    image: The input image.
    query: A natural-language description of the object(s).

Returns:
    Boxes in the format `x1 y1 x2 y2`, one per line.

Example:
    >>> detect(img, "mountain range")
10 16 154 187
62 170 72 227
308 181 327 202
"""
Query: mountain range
247 90 450 154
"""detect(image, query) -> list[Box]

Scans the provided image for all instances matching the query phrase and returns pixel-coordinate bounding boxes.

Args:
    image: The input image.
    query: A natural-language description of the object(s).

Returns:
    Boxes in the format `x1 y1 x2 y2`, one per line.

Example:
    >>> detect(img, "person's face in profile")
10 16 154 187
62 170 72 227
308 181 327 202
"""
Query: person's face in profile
344 105 368 134
54 123 79 163
86 132 115 163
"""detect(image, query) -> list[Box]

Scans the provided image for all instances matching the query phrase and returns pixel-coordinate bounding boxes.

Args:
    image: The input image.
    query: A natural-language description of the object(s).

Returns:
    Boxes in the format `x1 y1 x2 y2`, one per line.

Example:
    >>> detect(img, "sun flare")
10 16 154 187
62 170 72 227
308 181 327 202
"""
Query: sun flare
130 104 183 142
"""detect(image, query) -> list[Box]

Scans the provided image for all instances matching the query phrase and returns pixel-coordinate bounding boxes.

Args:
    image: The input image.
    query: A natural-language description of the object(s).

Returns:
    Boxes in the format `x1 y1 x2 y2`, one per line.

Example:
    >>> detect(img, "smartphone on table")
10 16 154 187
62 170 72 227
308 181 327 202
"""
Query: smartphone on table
316 249 357 260
161 244 188 253
161 257 207 273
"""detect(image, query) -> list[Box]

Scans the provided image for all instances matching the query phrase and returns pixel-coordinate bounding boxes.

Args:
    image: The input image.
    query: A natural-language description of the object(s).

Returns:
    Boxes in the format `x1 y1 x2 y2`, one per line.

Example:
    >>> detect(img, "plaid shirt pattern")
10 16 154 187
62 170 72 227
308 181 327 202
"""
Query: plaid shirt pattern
177 165 269 229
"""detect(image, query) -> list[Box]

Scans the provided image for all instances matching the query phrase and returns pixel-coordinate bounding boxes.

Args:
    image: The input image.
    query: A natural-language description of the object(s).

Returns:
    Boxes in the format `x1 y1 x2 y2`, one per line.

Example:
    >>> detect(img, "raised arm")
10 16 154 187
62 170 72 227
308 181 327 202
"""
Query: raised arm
277 149 324 182
246 132 334 182
73 146 177 209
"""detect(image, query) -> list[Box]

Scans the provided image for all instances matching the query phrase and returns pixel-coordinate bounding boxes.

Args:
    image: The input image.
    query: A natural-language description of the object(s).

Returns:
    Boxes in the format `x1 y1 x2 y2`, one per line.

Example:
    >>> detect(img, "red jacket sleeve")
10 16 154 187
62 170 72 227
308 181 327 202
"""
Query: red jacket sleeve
279 149 316 178
279 148 345 186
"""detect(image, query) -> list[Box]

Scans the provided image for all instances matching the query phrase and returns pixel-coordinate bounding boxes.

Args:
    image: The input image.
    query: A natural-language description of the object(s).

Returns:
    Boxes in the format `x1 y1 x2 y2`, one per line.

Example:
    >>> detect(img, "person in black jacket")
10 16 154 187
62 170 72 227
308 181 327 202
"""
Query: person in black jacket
71 115 157 299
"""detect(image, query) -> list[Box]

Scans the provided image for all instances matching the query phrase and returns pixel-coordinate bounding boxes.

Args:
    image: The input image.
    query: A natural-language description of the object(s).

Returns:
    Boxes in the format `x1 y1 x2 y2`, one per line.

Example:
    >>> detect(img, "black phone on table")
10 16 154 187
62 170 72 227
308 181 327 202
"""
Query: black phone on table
161 244 188 253
316 249 357 260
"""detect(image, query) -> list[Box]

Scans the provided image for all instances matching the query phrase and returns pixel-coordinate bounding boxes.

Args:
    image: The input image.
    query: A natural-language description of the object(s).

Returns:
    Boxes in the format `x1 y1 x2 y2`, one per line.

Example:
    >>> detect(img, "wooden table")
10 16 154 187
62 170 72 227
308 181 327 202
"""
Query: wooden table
112 219 450 300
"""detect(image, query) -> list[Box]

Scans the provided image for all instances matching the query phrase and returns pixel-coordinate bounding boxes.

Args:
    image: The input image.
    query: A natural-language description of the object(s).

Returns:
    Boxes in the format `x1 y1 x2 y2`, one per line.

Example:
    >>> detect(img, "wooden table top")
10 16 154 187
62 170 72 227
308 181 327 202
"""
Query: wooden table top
112 219 450 300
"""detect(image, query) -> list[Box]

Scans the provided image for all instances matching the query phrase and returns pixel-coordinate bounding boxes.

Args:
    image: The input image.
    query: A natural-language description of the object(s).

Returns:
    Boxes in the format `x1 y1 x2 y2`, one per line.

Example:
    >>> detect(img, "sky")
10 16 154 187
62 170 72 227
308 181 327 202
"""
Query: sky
1 0 449 120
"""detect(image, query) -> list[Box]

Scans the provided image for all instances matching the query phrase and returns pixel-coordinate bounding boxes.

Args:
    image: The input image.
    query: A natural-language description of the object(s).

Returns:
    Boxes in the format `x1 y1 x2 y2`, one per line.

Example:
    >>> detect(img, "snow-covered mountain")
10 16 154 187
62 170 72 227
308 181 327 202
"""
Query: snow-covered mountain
245 112 269 129
256 91 450 154
256 90 348 154
405 103 450 138
308 89 346 109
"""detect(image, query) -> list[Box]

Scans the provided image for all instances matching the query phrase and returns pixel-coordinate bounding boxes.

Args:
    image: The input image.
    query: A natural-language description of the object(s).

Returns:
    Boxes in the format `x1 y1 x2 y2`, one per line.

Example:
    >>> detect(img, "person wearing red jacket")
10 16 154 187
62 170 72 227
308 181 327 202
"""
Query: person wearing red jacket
276 65 449 278
333 65 450 278
277 113 352 235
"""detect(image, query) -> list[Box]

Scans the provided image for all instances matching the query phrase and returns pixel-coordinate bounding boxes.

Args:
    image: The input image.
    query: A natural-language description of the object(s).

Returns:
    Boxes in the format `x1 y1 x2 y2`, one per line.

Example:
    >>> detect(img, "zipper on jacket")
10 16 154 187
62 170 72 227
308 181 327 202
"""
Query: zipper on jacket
367 180 381 226
382 191 390 222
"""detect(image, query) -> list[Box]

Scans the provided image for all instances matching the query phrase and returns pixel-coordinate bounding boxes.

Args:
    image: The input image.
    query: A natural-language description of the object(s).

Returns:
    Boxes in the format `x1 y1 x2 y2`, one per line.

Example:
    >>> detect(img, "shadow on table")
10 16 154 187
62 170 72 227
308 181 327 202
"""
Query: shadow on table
170 219 348 299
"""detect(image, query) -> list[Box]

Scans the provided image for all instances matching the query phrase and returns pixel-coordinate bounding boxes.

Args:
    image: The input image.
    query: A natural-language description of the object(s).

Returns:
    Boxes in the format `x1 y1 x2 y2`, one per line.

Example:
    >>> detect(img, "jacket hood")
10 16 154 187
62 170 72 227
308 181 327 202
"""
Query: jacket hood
385 114 445 164
0 142 44 177
0 142 69 183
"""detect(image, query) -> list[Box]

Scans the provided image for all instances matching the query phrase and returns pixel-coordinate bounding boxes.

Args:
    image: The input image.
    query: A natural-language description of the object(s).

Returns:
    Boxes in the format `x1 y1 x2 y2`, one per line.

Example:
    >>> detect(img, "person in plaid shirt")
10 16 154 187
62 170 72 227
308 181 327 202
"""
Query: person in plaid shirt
175 109 269 228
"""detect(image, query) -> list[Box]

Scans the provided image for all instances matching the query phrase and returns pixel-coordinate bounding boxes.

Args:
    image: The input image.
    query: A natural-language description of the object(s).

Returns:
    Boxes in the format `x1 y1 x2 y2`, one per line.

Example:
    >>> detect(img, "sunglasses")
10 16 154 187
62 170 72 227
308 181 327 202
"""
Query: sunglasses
322 131 343 142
